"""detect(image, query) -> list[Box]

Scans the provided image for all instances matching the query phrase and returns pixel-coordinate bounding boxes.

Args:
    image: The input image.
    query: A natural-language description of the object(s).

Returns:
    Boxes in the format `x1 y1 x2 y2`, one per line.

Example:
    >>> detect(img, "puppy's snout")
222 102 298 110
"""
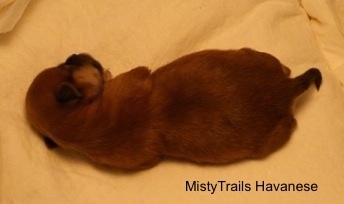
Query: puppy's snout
64 53 104 72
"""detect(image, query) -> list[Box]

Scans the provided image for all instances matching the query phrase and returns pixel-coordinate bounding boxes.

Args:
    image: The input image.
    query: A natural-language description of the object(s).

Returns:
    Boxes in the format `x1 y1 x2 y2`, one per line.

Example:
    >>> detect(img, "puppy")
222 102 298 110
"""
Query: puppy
25 48 322 170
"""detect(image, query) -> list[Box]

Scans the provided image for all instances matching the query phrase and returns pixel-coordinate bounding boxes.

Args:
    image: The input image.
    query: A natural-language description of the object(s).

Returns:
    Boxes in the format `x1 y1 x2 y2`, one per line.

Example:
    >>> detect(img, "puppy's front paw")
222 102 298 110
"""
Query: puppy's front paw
43 137 59 149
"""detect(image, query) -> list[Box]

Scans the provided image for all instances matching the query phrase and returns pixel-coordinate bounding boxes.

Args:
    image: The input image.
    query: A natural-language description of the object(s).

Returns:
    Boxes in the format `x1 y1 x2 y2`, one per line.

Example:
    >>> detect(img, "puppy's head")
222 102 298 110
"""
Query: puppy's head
56 53 112 104
26 53 112 148
29 53 111 105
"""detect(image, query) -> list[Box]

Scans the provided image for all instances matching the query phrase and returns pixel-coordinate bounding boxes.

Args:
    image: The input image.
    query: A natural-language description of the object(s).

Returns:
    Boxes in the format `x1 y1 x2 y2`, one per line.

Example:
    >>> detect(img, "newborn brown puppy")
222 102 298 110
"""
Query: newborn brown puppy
26 48 322 170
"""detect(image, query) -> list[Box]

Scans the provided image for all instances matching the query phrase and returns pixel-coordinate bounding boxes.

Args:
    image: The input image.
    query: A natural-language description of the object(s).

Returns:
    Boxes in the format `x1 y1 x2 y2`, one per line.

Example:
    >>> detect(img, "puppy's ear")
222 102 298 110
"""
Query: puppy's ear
55 82 82 103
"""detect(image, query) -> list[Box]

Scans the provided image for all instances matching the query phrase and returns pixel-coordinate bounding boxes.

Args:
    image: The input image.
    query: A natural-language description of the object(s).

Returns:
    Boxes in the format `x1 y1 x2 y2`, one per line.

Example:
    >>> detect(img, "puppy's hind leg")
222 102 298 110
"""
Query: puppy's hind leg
253 116 297 159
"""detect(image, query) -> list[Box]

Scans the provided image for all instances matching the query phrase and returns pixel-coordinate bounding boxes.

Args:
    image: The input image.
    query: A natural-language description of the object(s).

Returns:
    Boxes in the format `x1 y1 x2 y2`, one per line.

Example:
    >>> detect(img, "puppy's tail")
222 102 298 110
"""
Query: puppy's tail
291 68 322 97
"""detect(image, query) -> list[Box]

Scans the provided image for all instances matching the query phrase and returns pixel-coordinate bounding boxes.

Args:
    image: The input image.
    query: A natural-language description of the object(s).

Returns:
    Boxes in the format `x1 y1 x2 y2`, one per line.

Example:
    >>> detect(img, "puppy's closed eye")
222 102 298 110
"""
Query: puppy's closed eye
55 82 82 104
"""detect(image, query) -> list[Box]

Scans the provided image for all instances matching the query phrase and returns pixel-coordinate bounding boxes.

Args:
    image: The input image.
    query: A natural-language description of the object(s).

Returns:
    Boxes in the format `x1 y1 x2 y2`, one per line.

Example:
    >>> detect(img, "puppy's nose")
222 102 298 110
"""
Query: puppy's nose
63 53 103 72
65 54 79 66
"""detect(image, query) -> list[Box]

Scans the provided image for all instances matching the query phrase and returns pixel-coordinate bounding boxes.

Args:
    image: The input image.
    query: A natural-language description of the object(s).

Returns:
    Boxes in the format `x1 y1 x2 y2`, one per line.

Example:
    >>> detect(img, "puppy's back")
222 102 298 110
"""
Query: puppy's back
149 48 321 164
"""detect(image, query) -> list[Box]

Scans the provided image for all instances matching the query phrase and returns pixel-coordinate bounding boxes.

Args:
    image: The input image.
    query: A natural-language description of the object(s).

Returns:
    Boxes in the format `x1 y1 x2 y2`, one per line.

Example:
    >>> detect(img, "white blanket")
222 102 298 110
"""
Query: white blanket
0 0 30 35
1 0 344 203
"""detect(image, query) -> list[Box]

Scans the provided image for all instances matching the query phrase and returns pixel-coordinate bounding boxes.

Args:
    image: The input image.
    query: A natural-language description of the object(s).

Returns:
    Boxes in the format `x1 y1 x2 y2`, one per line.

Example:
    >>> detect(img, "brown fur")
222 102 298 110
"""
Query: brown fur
25 48 322 170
